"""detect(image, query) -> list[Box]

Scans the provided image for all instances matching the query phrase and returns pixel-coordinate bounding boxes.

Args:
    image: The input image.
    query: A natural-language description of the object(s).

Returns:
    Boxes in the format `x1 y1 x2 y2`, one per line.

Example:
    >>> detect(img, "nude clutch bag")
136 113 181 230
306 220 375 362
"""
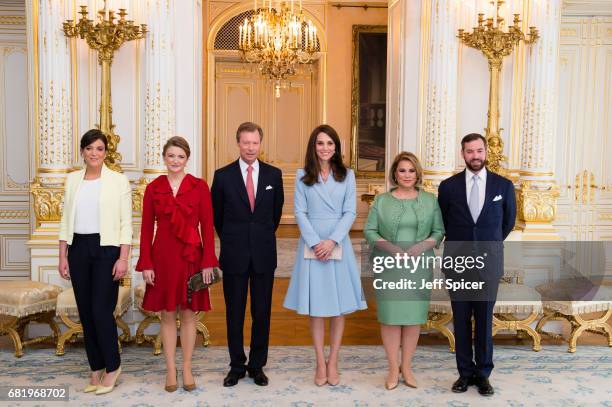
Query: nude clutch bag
303 244 343 260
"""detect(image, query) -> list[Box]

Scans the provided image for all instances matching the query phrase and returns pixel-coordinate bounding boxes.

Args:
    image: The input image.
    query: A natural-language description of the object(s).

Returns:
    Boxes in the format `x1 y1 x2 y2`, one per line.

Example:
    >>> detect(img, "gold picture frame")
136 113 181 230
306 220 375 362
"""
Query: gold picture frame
350 25 387 178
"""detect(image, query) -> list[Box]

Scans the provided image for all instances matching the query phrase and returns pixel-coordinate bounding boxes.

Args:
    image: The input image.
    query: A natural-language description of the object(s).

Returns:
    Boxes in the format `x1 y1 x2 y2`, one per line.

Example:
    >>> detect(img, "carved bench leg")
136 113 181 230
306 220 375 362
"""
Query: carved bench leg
56 315 83 356
1 312 62 357
538 308 612 353
493 312 541 351
195 312 210 347
135 315 159 345
116 316 131 343
423 312 455 353
153 333 162 355
536 310 564 340
1 316 24 358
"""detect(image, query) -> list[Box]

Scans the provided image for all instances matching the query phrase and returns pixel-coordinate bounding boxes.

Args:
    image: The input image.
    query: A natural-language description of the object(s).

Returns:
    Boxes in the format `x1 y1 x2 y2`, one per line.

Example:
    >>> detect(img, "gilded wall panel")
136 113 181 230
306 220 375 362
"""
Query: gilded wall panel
1 47 29 194
0 1 30 279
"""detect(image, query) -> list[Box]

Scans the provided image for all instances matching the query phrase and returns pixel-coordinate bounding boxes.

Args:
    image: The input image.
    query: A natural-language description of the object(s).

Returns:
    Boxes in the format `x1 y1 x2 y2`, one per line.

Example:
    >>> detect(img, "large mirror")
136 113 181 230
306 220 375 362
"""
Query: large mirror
350 25 387 178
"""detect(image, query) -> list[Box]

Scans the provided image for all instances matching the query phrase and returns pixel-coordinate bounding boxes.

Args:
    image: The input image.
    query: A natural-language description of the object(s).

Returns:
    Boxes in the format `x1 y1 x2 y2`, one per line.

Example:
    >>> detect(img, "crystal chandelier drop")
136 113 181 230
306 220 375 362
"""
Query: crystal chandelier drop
238 0 318 97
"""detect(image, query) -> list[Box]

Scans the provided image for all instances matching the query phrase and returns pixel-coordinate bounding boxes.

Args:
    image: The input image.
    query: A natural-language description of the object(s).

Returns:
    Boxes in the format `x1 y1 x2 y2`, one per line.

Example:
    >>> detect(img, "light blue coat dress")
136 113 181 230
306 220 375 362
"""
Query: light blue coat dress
283 168 367 317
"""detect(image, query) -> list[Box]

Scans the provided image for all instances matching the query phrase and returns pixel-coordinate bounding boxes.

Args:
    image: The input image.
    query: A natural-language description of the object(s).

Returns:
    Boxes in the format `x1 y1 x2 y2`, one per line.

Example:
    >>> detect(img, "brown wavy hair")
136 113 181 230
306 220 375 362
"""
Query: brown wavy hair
301 124 347 186
162 136 191 158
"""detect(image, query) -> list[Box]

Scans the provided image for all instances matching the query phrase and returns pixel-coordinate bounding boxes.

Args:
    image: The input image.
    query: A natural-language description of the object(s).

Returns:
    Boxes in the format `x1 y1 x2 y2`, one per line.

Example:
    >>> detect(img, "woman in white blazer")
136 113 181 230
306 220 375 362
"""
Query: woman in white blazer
58 129 132 395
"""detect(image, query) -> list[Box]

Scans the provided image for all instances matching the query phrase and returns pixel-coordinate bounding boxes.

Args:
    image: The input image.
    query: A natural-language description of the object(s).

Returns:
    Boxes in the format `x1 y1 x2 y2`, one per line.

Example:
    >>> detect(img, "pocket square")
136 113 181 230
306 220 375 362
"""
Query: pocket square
493 195 502 202
266 185 273 190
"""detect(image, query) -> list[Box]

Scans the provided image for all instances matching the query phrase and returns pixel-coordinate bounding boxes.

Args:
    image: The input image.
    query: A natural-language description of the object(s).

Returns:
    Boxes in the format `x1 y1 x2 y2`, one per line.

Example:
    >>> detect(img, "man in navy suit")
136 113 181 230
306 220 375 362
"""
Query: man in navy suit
437 133 516 396
211 122 284 387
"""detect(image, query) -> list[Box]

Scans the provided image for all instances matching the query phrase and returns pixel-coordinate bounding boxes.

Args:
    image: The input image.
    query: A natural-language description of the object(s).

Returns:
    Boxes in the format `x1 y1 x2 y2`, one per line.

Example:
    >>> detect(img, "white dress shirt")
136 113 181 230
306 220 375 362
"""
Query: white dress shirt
465 168 487 214
74 178 101 234
239 158 259 196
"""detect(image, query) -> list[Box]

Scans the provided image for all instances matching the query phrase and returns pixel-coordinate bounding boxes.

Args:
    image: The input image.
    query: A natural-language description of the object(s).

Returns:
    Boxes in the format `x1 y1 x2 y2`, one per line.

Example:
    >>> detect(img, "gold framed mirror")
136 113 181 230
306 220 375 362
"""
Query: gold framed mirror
350 25 387 178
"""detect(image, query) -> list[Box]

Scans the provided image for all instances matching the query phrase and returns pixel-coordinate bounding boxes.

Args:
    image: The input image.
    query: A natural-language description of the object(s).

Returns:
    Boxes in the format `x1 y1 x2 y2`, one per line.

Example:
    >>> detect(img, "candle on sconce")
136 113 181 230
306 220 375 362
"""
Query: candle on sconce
493 0 498 27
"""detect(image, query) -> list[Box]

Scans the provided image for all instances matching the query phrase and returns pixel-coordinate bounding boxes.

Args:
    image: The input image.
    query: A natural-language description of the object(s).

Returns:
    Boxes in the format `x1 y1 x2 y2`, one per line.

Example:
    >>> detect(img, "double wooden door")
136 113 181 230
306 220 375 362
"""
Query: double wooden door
214 61 320 223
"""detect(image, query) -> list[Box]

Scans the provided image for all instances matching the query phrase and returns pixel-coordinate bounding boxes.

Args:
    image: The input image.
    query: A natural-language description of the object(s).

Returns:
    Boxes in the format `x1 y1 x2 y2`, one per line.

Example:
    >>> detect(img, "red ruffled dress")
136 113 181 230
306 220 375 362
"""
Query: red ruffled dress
136 174 219 311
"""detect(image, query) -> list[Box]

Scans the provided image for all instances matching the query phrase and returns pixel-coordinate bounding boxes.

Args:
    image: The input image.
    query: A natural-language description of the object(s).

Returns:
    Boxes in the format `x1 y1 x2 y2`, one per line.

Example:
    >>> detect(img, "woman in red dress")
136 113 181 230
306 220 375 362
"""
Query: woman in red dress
136 136 219 392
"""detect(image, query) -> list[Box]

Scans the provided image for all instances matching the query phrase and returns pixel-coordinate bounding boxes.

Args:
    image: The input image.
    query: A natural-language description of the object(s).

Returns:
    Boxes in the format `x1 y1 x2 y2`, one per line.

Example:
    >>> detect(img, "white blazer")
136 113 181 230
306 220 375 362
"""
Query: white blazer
59 164 133 246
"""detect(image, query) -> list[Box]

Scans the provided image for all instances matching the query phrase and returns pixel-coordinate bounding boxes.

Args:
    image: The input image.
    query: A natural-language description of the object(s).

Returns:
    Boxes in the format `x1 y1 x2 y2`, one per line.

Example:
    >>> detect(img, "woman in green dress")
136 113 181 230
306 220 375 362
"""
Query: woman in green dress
364 152 444 390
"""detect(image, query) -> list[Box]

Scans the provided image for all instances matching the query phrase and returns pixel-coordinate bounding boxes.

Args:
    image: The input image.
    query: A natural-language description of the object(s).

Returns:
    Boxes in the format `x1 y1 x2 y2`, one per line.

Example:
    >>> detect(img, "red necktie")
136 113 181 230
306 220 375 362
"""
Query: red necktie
246 165 255 212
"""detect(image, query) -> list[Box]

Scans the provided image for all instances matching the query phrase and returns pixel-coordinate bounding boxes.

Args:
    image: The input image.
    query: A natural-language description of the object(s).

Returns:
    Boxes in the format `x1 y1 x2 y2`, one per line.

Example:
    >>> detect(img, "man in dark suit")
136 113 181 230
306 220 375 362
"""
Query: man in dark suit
437 133 516 396
211 122 284 387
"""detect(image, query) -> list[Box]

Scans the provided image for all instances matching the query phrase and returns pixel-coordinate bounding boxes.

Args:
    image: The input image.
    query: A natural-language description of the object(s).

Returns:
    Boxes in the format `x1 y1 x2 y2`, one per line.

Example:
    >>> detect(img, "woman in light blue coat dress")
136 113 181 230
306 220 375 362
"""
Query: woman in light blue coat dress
284 124 367 387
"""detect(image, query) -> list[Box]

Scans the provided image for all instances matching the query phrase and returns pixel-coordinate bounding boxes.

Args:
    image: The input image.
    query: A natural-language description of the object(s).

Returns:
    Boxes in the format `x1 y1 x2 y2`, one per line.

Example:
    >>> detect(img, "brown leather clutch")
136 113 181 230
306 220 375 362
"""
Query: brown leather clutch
187 267 221 303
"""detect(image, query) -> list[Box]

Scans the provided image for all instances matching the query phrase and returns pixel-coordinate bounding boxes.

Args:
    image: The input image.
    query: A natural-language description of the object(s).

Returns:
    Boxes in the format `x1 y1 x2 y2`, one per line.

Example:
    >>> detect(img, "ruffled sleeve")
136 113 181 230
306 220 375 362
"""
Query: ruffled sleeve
135 184 155 271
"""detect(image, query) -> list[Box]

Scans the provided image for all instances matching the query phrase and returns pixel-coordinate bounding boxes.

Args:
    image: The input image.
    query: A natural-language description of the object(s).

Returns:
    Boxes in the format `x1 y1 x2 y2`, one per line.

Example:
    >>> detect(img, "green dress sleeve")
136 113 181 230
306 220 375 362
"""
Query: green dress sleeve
364 195 384 246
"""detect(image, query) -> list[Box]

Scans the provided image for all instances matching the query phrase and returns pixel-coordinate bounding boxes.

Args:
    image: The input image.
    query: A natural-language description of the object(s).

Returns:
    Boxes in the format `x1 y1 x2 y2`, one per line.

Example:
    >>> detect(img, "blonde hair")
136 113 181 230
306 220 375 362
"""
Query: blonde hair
389 151 423 187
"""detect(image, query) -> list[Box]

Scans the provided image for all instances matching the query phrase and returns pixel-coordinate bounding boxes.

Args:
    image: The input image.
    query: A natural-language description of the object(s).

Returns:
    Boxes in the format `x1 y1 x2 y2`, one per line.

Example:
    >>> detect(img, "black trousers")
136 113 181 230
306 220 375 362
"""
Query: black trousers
68 234 120 372
450 300 496 379
449 279 499 379
223 262 274 373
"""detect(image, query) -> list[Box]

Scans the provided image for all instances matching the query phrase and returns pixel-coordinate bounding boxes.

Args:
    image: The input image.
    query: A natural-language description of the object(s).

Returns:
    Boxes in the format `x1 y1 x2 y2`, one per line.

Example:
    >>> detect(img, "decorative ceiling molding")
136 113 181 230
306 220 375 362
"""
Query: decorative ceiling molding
562 0 612 16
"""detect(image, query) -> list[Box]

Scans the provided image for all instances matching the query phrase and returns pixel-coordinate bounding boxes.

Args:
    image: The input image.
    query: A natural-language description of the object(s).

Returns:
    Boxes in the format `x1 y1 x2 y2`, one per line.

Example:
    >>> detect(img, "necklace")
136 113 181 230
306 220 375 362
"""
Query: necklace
168 177 184 193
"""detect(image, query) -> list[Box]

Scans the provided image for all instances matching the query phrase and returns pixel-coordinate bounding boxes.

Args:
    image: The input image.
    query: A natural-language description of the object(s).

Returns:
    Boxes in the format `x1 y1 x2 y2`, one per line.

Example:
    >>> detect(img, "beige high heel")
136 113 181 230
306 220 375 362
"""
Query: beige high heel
165 369 178 393
83 370 104 393
402 368 418 388
95 366 121 395
83 384 98 393
326 361 340 386
182 369 196 392
385 366 400 390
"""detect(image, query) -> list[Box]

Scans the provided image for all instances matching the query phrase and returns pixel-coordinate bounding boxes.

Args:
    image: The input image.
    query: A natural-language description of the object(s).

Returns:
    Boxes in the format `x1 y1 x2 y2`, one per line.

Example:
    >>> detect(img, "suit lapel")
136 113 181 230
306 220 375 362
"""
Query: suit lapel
477 170 495 223
312 175 336 211
457 170 474 223
231 160 251 211
254 162 267 210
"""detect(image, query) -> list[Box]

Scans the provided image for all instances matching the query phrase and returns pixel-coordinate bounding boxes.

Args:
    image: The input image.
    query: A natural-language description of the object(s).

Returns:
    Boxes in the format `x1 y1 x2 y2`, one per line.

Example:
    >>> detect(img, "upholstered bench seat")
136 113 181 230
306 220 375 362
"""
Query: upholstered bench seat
54 286 132 355
0 281 62 357
55 286 132 318
493 284 542 351
535 282 612 353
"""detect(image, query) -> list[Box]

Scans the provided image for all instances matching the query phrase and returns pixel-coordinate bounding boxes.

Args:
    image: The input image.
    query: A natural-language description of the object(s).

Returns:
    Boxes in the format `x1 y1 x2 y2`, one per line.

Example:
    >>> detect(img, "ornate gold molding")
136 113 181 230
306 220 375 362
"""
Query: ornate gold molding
574 170 597 204
30 178 64 225
0 210 29 219
421 179 439 195
0 16 26 25
517 181 559 223
599 213 612 221
5 176 28 191
132 177 151 213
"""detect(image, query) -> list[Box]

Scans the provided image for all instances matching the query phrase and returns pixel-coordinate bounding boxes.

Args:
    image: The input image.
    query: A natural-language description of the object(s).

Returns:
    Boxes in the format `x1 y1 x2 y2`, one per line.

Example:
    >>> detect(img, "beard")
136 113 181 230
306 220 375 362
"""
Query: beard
465 158 485 172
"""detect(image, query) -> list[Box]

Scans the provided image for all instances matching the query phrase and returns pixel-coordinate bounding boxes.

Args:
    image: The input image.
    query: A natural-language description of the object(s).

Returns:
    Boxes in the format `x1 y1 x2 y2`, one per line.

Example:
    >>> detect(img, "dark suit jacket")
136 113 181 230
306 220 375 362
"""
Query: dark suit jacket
437 169 516 281
211 160 284 275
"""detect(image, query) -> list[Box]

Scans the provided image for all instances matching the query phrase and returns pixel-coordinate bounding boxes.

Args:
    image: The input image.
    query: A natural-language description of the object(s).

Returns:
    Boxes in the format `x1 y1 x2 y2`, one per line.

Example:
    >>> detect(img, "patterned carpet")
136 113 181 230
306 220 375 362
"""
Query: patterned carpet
2 344 612 406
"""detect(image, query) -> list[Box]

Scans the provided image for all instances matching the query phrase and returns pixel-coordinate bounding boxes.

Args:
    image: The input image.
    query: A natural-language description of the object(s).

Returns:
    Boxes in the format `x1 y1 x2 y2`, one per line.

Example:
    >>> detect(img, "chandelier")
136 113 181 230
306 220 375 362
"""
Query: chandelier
238 0 318 97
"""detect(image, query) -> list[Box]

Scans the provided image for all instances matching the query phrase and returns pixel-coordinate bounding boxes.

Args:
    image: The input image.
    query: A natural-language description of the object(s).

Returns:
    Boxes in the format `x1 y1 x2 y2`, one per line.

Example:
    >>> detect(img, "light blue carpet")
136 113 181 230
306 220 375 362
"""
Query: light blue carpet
1 344 611 406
